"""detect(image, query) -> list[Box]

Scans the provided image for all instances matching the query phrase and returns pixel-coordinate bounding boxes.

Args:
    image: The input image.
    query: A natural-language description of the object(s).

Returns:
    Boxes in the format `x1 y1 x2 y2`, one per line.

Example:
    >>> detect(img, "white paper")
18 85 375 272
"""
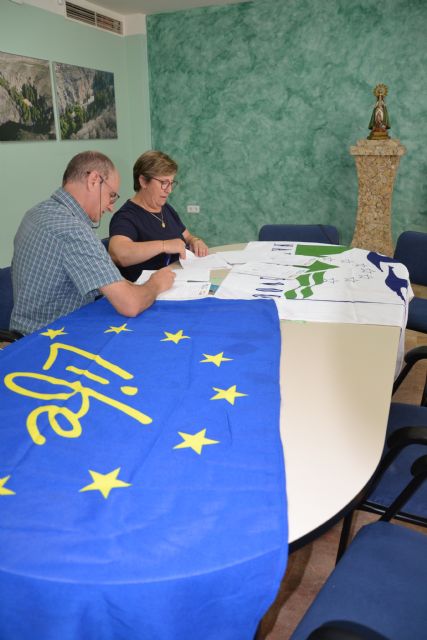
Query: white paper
156 282 211 300
231 262 307 279
173 268 211 282
180 250 229 270
135 270 210 300
136 268 211 283
214 250 268 265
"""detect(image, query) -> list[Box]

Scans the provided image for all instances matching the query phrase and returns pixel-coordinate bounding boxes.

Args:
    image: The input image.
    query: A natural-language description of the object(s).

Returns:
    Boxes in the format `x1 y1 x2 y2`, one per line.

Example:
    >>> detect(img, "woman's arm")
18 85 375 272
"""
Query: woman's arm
109 235 186 267
182 230 208 257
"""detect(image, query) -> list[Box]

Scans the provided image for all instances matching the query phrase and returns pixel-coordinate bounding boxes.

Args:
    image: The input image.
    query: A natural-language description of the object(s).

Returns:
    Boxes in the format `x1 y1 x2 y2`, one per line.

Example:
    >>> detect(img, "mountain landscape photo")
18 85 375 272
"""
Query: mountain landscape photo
54 63 117 140
0 51 56 142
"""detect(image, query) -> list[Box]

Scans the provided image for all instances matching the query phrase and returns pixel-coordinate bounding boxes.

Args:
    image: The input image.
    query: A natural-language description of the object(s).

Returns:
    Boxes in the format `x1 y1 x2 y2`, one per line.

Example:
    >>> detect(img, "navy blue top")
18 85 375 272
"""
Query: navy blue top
109 200 186 281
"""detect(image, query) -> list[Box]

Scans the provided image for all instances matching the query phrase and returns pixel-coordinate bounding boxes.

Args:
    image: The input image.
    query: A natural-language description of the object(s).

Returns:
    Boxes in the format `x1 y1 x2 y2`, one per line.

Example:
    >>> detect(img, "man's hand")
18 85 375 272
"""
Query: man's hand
147 267 176 294
164 238 186 259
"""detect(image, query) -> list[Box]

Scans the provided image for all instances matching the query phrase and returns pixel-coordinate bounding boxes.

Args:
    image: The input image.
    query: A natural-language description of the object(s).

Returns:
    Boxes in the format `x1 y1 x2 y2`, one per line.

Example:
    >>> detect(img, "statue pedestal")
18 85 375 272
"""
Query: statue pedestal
350 138 406 256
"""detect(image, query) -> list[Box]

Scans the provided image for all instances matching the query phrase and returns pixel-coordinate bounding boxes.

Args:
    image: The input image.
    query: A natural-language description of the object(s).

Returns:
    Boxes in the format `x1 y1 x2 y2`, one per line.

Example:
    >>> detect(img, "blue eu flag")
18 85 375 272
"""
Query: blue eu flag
0 297 288 640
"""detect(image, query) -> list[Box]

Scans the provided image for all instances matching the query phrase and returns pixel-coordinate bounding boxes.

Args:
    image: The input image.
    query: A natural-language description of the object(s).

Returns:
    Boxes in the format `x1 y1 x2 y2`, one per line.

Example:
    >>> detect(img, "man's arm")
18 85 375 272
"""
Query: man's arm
99 267 175 317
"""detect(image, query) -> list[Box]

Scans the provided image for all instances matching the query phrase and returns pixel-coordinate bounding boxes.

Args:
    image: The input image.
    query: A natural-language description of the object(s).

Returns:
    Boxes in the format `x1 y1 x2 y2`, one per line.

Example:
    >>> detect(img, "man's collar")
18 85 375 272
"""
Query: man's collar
51 188 93 228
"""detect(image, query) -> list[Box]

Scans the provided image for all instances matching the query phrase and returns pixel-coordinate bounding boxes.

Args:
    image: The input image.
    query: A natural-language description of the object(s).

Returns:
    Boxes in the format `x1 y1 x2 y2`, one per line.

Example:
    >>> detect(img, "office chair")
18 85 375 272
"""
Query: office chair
0 266 21 343
394 231 427 333
336 358 427 563
258 224 340 245
289 516 427 640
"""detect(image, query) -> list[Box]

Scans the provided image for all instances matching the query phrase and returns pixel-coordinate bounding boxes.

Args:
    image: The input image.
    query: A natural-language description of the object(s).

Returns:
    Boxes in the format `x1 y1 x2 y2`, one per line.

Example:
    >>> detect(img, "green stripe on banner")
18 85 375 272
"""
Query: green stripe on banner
295 244 349 257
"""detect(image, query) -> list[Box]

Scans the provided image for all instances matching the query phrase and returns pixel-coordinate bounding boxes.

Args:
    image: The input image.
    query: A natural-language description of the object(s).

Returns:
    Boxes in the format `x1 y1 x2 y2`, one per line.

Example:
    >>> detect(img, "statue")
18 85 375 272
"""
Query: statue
368 84 390 140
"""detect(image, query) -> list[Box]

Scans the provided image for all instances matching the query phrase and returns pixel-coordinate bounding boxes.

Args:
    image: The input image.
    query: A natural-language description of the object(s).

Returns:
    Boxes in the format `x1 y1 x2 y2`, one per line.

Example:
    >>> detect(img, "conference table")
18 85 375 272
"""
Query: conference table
0 239 409 639
207 242 406 548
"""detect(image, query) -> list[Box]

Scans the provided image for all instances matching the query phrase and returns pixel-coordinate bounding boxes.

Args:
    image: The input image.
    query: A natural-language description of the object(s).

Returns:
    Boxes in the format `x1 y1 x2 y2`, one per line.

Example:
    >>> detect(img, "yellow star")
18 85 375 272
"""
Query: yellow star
200 352 233 367
210 385 248 405
0 476 15 496
40 327 67 339
161 329 190 344
173 429 219 455
79 467 131 499
105 323 132 334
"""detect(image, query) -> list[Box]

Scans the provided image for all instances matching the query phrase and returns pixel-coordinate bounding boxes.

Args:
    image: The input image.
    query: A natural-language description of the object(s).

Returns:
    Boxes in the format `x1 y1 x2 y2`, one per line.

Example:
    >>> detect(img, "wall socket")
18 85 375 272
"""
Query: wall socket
186 204 200 213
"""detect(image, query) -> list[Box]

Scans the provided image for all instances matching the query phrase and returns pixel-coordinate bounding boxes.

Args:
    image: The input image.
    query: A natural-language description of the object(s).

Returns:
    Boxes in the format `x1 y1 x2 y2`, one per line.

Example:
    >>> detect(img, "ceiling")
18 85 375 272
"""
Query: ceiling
87 0 252 16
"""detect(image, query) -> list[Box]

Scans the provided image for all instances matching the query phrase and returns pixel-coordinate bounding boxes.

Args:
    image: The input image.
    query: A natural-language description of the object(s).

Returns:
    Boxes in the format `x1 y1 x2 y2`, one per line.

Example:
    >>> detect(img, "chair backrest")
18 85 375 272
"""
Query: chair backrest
101 237 110 251
0 266 13 330
394 231 427 286
258 224 340 244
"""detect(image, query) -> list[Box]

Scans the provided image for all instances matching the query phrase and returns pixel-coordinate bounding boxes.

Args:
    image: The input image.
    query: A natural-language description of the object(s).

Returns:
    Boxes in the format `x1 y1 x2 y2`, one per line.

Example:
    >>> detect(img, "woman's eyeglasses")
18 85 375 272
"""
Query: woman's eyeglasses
150 177 179 191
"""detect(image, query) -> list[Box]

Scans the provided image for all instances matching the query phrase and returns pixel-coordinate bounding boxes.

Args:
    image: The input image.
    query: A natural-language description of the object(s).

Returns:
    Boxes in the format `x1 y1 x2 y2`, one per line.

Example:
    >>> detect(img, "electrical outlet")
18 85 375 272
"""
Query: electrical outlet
186 205 200 213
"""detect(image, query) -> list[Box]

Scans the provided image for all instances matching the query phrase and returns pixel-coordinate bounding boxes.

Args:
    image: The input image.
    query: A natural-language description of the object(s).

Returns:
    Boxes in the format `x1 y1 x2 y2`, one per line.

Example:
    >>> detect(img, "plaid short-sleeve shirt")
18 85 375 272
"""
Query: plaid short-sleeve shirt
11 189 123 335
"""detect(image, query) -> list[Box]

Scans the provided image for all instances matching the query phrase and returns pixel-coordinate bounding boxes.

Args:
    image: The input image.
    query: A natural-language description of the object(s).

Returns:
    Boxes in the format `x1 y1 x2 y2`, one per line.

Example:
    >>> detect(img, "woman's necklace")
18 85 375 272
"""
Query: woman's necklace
133 194 166 228
147 209 166 228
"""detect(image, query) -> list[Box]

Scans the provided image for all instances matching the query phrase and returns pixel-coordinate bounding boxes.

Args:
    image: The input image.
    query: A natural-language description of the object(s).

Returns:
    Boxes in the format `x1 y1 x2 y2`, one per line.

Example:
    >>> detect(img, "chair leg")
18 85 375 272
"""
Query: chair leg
336 511 354 564
422 374 427 407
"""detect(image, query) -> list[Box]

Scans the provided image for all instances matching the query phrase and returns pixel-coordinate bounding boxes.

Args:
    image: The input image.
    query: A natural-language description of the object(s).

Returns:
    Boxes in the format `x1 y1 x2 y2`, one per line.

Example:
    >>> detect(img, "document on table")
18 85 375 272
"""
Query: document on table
136 270 211 300
232 262 308 279
180 249 230 270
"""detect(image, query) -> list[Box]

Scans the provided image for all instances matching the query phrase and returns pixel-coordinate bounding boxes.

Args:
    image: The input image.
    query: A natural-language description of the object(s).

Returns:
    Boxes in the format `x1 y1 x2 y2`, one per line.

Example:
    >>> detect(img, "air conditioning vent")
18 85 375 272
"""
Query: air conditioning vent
65 2 123 35
96 12 123 34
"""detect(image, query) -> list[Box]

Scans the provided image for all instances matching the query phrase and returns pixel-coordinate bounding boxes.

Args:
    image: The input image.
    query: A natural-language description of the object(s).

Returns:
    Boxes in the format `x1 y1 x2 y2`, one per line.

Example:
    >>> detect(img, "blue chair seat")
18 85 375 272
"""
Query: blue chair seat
290 521 427 640
394 231 427 334
0 266 13 331
0 266 21 342
258 224 340 244
365 403 427 522
407 297 427 334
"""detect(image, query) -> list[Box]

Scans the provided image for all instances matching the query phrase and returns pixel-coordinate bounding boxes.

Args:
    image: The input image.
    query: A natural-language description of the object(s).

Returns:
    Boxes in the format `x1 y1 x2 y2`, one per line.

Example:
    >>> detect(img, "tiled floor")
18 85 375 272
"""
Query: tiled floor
258 327 427 639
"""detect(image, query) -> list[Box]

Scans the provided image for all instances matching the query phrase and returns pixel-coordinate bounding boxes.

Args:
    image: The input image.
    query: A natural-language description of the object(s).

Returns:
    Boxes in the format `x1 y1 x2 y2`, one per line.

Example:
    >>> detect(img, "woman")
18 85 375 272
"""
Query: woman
109 150 208 281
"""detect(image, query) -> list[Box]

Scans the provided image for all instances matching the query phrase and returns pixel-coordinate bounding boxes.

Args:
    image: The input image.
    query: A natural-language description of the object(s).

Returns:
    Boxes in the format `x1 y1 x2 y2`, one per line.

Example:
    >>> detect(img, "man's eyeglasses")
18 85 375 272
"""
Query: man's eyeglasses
99 176 120 204
86 171 120 204
150 177 179 191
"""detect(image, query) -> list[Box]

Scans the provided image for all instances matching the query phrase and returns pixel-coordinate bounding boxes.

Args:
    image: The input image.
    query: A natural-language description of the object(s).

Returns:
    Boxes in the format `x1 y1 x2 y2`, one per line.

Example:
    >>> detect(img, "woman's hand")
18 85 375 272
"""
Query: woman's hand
190 237 208 257
163 238 186 259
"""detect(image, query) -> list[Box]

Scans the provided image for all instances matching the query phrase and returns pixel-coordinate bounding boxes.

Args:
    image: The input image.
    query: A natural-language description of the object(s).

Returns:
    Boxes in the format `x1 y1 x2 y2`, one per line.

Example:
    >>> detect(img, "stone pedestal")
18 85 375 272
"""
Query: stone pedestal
350 138 406 256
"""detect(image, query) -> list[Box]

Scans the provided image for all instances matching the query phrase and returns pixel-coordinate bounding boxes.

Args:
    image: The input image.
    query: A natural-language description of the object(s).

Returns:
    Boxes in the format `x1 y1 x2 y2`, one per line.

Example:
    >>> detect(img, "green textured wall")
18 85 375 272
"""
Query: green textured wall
0 3 151 266
147 0 427 247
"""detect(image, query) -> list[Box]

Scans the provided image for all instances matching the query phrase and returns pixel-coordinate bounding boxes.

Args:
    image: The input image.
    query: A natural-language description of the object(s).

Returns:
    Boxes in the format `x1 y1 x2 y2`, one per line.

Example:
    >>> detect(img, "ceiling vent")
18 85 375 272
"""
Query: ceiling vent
65 2 123 35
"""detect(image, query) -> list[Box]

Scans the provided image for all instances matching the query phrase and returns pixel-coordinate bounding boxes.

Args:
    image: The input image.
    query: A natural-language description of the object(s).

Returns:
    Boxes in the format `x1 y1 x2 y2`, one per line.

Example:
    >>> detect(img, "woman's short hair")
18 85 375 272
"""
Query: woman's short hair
62 151 115 186
133 150 178 191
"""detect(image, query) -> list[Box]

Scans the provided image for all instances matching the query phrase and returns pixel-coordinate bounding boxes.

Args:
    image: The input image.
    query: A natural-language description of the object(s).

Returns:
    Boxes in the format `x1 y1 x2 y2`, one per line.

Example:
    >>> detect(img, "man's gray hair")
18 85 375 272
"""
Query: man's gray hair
62 151 115 186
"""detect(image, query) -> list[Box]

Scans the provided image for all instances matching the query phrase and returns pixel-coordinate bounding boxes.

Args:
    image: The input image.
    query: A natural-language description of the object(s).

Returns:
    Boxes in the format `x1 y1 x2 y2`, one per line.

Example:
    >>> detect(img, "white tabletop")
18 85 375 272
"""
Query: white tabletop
207 244 400 545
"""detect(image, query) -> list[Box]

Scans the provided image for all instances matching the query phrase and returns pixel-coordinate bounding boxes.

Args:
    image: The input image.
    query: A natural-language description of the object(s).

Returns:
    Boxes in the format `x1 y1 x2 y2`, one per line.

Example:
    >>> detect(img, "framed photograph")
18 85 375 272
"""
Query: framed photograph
54 62 117 140
0 51 56 141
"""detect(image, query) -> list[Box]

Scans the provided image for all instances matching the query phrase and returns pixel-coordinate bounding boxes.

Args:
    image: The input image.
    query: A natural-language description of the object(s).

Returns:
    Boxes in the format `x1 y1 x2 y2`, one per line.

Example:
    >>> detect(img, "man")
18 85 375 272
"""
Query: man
10 151 175 335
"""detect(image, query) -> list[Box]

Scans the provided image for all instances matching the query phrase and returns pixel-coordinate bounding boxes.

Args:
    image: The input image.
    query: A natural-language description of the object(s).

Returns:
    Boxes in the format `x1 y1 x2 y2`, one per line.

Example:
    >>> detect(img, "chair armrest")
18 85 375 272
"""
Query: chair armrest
404 345 427 366
411 454 427 477
307 621 389 639
382 453 427 521
387 426 427 450
393 346 427 395
0 329 23 342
